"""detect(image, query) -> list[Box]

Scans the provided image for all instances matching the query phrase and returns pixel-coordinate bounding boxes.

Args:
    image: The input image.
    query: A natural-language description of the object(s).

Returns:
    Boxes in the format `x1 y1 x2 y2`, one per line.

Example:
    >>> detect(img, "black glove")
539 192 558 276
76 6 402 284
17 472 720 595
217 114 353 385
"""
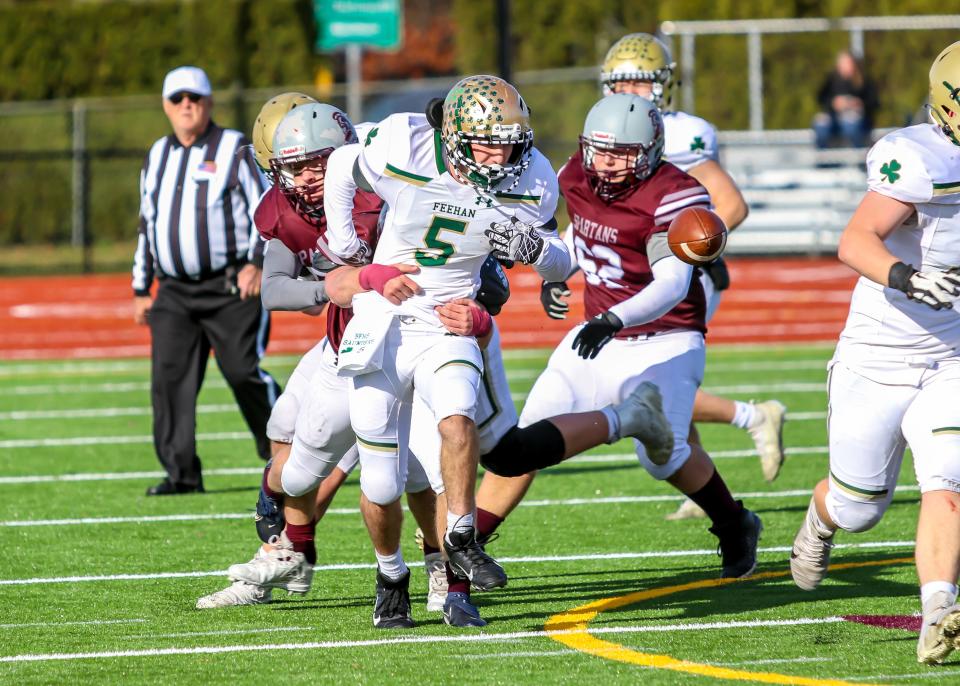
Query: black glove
701 256 730 291
889 261 960 310
540 281 571 319
572 311 623 359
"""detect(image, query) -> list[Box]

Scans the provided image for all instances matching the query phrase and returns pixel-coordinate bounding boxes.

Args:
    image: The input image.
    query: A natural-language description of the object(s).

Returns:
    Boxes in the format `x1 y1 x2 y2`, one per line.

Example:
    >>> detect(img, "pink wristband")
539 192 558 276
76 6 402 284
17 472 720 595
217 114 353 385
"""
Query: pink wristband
470 304 493 338
358 264 404 296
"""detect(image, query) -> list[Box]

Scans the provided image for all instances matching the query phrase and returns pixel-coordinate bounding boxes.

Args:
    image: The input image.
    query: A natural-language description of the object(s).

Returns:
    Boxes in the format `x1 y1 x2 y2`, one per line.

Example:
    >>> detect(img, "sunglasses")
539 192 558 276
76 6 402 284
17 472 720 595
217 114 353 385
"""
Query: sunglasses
168 91 203 105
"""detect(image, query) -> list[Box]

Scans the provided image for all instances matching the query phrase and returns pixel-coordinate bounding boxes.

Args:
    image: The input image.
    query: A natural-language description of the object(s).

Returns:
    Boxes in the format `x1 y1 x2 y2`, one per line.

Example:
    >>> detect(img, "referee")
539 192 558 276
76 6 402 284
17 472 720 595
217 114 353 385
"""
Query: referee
132 65 280 496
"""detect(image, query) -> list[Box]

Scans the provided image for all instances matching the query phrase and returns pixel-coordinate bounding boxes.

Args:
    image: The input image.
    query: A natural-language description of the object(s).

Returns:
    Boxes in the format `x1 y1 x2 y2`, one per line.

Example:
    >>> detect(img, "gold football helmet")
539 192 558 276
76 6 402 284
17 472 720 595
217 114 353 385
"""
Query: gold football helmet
440 75 534 190
930 41 960 146
252 92 317 170
600 33 676 109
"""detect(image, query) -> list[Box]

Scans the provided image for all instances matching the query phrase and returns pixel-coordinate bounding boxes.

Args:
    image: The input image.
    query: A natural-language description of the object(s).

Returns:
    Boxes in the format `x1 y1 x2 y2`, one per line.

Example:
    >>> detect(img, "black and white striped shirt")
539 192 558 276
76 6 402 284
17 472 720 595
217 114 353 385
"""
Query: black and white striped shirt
132 122 267 295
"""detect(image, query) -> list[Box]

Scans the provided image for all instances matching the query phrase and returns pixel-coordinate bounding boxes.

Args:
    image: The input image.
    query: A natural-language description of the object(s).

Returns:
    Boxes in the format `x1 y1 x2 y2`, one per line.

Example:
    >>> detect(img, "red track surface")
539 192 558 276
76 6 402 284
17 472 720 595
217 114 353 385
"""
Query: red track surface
0 257 857 360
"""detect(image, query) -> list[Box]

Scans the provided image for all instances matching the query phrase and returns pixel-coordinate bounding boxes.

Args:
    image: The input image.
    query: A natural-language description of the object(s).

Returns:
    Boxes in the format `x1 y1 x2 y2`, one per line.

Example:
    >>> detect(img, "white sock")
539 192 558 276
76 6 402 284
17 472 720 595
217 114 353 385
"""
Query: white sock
600 405 620 442
446 510 474 536
921 581 958 609
375 547 408 581
809 500 835 539
732 401 758 430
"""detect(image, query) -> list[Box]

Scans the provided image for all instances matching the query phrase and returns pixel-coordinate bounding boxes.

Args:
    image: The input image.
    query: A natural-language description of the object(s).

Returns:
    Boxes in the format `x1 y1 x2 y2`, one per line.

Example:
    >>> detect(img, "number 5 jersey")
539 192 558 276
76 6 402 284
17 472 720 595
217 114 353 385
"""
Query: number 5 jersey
324 112 571 326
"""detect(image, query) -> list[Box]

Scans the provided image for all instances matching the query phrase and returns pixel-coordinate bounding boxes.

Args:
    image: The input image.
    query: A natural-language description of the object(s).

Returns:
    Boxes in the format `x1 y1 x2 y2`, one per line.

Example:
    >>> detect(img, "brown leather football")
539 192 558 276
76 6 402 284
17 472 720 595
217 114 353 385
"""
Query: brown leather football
667 207 728 265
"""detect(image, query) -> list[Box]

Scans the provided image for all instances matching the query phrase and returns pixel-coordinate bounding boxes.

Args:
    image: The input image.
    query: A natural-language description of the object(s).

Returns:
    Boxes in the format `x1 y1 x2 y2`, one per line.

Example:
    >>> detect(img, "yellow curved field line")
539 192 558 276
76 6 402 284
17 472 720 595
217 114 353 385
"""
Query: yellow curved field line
544 556 915 685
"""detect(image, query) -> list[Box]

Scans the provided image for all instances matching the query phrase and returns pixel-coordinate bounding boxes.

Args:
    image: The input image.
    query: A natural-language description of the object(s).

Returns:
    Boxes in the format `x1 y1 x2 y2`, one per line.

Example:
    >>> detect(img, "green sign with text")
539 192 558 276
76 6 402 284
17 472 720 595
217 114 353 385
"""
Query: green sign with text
315 0 402 50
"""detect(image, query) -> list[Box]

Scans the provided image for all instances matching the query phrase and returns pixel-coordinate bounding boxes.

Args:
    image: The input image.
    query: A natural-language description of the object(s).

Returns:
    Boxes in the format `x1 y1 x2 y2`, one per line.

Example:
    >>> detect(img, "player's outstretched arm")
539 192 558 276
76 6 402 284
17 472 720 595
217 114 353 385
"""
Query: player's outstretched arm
573 235 692 359
687 160 749 231
838 191 960 309
325 263 422 307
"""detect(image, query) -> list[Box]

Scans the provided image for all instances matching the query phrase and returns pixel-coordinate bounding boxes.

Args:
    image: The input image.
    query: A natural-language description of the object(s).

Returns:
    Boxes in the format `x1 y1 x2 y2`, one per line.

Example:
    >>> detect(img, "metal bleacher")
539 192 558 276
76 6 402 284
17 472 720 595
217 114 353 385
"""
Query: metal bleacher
719 128 873 255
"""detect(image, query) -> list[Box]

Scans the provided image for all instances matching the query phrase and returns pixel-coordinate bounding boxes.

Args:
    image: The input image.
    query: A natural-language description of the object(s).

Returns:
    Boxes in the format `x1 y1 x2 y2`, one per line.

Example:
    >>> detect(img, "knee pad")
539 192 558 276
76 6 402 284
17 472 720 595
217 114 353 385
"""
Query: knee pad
638 440 691 481
360 464 404 505
825 486 891 533
430 363 480 421
281 437 342 497
481 422 565 477
265 391 300 444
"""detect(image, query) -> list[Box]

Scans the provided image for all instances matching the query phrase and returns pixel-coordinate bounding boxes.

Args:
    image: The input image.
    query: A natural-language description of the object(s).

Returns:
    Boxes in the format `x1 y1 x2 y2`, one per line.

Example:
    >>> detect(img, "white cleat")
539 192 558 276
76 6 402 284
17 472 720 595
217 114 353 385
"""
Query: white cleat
665 497 707 521
790 498 835 591
918 591 960 664
196 581 271 609
748 400 787 482
424 552 449 612
227 533 313 595
614 381 674 465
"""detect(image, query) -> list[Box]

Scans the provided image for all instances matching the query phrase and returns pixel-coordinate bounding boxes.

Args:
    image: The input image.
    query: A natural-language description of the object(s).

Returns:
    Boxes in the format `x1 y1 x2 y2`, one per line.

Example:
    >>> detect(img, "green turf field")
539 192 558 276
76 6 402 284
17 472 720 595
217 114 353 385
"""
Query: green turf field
0 344 953 684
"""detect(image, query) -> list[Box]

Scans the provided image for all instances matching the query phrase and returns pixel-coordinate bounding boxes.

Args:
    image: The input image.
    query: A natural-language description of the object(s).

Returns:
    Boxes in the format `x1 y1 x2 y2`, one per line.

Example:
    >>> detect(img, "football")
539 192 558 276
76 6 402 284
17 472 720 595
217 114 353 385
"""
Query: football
667 207 728 264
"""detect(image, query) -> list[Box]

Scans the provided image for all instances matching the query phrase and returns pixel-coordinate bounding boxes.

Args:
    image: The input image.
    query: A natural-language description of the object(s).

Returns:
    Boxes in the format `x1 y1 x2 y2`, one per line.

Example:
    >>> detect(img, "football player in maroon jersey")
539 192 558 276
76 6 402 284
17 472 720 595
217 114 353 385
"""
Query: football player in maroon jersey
498 94 763 579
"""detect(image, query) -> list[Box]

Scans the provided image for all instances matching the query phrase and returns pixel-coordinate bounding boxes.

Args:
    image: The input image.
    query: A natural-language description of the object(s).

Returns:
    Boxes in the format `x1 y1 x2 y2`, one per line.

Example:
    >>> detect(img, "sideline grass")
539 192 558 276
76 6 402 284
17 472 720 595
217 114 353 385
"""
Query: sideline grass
0 344 943 684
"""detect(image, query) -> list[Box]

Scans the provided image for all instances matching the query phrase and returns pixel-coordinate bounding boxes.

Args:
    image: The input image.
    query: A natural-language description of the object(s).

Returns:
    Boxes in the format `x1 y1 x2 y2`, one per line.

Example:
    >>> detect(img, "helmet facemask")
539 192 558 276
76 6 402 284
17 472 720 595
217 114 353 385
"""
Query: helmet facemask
441 75 534 192
270 148 334 222
580 136 656 202
445 125 534 191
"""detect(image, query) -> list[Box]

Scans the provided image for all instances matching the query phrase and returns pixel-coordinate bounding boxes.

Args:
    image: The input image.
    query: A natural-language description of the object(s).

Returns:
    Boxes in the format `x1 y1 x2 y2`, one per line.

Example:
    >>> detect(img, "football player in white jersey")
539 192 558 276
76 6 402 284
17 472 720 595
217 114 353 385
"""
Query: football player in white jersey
596 33 787 519
789 42 960 665
198 100 446 618
323 76 572 622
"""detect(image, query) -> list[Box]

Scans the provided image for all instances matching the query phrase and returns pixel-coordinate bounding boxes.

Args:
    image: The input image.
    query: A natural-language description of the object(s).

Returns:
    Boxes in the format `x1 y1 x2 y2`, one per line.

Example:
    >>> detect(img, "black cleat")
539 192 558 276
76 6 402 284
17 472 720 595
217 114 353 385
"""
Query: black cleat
709 502 763 579
373 570 415 629
444 529 507 591
146 478 204 496
254 469 285 543
443 591 487 628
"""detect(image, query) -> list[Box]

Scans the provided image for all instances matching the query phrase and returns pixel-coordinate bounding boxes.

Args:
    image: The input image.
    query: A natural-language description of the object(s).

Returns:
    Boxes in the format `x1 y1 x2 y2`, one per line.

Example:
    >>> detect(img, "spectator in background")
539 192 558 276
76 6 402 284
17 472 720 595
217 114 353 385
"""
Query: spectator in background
812 51 878 148
132 66 280 495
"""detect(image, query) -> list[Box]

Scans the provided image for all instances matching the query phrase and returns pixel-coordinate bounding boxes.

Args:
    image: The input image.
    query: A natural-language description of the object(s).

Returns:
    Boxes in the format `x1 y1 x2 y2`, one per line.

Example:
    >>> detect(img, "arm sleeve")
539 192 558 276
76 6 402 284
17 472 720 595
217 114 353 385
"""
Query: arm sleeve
260 239 328 312
322 143 366 261
132 160 154 296
608 253 692 328
560 223 580 278
866 135 932 204
236 142 269 266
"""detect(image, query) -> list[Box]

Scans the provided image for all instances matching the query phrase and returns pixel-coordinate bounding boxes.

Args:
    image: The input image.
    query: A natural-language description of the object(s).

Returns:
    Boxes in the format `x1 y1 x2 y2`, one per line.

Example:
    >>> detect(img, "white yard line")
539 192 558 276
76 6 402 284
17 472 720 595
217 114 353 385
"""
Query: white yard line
0 483 921 527
3 484 888 527
123 627 313 641
0 431 250 449
0 445 834 482
0 404 238 421
0 404 828 423
0 466 262 485
2 378 826 399
0 542 915 587
0 617 845 664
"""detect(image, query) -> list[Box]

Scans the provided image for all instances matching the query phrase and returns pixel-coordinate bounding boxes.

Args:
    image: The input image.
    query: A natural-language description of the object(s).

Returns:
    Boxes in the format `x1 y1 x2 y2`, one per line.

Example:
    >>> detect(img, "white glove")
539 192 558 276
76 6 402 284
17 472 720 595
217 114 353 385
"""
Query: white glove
485 217 545 265
904 270 960 310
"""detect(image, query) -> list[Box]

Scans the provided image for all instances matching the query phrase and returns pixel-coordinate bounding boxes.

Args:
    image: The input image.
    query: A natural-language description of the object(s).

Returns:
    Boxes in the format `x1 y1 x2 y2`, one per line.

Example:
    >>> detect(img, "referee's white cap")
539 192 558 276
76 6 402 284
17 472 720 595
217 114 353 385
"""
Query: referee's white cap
162 66 212 100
